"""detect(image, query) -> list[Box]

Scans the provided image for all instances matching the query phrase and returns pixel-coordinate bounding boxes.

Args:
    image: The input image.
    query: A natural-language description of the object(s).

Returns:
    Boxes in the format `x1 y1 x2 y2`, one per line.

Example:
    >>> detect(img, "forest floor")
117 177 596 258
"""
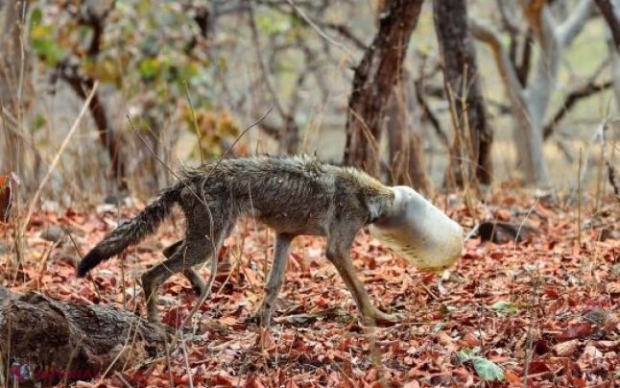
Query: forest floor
0 186 619 387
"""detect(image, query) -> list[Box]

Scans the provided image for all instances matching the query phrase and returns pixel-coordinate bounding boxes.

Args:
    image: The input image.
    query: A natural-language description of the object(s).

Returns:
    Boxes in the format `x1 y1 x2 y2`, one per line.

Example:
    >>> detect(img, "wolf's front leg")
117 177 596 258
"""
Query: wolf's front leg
326 224 402 327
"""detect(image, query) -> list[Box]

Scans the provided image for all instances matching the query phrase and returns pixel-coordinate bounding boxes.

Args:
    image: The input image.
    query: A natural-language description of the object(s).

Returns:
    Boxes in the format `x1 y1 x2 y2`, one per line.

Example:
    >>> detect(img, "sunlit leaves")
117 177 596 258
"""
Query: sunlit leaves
29 8 65 66
186 109 241 158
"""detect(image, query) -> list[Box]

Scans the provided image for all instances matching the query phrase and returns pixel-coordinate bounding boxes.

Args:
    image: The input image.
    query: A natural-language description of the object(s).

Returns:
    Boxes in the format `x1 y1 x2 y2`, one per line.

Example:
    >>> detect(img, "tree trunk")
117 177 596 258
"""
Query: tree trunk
433 0 493 189
595 0 620 112
0 289 169 386
64 75 128 192
343 0 424 178
469 0 592 186
0 0 37 192
386 75 432 195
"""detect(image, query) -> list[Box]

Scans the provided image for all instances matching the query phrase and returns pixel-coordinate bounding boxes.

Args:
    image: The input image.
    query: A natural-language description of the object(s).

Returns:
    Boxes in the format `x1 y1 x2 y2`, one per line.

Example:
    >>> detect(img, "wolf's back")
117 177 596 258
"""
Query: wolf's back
76 184 181 277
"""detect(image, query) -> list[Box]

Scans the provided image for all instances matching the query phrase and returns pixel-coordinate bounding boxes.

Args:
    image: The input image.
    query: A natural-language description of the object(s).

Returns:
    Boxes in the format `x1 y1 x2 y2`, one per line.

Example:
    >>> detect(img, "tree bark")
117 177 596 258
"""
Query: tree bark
0 289 169 386
343 0 424 178
433 0 493 189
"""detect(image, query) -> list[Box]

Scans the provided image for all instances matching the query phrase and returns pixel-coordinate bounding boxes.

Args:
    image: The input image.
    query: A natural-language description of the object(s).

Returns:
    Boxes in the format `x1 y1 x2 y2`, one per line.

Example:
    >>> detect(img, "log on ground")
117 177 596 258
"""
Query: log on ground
0 288 170 386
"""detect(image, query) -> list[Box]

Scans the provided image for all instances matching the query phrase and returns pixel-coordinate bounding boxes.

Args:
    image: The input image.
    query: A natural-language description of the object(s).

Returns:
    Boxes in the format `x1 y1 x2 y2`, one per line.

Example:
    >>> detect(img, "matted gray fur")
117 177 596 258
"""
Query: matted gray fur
77 155 460 327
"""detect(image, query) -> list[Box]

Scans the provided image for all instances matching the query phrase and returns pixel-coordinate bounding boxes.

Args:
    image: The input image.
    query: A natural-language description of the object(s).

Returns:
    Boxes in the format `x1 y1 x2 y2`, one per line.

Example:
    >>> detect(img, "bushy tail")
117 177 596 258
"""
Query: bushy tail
76 185 181 277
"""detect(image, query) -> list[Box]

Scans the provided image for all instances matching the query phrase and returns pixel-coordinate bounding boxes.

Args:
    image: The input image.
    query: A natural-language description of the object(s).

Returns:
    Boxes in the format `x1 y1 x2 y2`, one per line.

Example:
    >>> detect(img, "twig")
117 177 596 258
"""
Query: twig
20 82 99 237
284 0 352 57
577 148 583 247
414 80 450 148
543 79 612 139
324 22 367 50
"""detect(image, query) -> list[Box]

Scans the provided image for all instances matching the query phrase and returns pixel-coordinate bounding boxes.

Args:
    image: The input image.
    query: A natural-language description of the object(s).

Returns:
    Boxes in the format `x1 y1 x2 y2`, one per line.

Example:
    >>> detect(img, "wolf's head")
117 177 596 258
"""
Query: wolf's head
369 186 463 272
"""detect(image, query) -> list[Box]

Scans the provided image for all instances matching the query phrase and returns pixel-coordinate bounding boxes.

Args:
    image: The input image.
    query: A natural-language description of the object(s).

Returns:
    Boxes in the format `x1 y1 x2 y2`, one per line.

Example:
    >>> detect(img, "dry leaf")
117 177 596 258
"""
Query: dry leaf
553 339 579 357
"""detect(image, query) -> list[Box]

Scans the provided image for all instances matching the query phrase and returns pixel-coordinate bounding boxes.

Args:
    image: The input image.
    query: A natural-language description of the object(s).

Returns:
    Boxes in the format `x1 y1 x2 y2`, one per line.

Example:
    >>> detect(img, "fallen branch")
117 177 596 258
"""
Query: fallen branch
0 289 169 386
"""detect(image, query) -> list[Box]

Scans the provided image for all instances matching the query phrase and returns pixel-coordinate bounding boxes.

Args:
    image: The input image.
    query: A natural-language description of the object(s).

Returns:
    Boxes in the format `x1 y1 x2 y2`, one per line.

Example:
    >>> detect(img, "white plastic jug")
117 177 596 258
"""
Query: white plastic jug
369 186 464 272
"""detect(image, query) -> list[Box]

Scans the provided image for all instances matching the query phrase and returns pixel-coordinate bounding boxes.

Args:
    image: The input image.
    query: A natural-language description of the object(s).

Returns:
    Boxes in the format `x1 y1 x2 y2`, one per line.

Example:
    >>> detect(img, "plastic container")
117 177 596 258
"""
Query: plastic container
369 186 464 272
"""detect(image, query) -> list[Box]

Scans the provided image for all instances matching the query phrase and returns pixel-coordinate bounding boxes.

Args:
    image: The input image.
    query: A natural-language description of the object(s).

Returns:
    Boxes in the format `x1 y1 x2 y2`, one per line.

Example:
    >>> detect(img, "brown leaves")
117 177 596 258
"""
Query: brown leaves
557 323 596 341
1 188 620 386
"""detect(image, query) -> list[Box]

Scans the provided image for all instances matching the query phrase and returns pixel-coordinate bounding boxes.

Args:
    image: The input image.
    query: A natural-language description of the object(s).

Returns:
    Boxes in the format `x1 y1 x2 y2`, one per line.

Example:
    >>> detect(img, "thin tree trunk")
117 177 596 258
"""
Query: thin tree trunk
386 75 432 195
433 0 493 189
0 0 36 191
51 1 128 192
595 0 620 112
344 0 424 178
64 74 128 192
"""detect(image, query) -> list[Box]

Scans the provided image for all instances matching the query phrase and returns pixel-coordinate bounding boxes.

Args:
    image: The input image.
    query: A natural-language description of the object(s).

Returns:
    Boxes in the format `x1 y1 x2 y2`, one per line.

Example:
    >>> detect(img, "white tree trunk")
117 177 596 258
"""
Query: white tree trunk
470 0 592 186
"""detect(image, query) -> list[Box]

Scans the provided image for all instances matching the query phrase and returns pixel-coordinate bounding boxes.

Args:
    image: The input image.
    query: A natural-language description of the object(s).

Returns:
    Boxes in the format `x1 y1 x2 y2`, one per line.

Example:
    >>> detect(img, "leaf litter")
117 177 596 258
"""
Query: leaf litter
0 189 619 387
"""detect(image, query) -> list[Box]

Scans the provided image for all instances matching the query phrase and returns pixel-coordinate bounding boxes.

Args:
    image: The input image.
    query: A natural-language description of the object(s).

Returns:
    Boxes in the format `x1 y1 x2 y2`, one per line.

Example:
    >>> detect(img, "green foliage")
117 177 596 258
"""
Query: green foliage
458 348 505 382
29 8 66 66
32 115 46 132
490 300 520 316
28 0 226 153
26 0 326 158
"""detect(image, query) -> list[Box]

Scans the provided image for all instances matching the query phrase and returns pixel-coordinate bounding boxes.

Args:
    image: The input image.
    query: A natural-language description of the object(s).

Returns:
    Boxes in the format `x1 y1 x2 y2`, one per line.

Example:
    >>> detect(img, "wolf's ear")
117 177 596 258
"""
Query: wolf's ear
372 186 410 222
367 198 386 223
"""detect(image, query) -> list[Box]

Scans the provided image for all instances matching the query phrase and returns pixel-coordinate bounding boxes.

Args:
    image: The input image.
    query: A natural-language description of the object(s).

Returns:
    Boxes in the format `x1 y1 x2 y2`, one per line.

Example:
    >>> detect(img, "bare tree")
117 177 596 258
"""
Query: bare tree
366 0 432 194
53 1 128 192
433 0 493 189
471 0 593 186
344 0 424 178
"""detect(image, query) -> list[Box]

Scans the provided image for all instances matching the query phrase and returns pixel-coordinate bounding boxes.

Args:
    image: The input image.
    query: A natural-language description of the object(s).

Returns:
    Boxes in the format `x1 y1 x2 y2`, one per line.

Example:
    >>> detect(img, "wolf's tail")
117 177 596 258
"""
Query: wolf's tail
76 184 182 277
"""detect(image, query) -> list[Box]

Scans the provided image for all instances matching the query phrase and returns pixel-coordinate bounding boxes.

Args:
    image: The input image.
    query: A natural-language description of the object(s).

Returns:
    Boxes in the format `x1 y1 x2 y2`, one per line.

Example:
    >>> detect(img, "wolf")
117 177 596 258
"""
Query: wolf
77 155 463 327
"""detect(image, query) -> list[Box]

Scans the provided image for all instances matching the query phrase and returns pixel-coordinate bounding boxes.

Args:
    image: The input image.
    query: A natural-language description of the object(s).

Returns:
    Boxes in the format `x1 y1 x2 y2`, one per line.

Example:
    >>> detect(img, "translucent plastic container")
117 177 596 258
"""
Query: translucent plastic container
369 186 464 272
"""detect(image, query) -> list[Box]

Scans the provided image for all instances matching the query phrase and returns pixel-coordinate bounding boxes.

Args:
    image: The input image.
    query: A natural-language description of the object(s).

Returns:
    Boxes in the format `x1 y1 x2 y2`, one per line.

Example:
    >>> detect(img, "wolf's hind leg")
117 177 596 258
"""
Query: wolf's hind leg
163 240 207 296
163 240 183 258
141 206 230 324
183 268 206 296
257 233 293 327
